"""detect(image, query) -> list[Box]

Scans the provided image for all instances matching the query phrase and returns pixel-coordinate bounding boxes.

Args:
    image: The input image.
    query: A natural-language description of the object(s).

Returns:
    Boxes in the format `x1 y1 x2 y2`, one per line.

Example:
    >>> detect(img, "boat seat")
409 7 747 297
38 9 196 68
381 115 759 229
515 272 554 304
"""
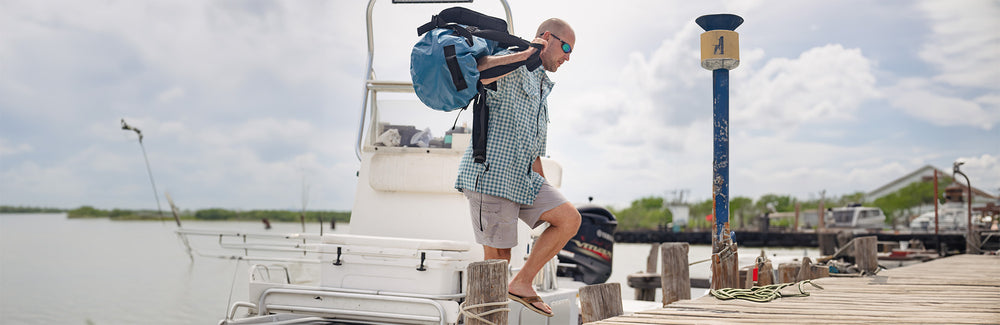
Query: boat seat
321 233 472 252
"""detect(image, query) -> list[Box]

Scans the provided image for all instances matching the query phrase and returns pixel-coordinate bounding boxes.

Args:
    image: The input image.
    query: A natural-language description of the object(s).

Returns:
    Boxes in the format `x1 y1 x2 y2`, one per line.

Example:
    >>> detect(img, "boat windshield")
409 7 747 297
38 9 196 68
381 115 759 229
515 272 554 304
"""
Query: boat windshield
832 210 854 224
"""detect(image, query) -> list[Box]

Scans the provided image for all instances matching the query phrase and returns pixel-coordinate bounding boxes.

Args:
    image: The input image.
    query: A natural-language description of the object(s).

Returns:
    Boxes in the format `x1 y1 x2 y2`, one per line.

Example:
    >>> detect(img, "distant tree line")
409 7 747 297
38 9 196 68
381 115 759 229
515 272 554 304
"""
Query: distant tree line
0 206 66 213
56 205 352 223
612 177 955 231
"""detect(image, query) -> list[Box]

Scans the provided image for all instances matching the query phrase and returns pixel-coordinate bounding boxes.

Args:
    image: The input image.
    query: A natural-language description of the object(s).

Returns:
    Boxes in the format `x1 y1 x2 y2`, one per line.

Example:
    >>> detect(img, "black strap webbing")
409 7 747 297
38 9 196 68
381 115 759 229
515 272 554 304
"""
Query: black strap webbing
417 7 508 36
479 43 543 80
443 45 468 92
472 83 489 163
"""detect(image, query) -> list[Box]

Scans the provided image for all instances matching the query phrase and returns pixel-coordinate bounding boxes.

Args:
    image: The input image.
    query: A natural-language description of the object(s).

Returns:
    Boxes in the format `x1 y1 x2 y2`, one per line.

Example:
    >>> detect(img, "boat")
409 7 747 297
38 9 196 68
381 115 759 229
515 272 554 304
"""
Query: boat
823 204 887 230
908 185 981 232
172 1 643 324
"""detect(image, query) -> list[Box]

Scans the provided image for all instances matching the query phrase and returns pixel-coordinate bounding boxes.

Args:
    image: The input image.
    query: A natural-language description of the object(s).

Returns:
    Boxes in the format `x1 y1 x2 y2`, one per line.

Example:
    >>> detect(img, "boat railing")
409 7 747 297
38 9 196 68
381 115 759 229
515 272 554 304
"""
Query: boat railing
251 264 292 285
253 286 465 325
175 228 324 263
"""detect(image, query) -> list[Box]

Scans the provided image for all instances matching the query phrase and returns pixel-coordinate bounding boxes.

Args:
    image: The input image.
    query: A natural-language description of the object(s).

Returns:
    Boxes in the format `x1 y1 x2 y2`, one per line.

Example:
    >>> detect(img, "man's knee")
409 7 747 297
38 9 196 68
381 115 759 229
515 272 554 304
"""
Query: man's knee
543 202 581 230
484 246 512 261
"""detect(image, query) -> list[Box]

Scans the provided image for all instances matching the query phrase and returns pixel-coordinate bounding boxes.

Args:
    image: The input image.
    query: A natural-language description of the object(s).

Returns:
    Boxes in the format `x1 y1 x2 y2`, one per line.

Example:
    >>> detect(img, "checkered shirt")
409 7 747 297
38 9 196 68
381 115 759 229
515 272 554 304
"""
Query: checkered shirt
455 64 553 205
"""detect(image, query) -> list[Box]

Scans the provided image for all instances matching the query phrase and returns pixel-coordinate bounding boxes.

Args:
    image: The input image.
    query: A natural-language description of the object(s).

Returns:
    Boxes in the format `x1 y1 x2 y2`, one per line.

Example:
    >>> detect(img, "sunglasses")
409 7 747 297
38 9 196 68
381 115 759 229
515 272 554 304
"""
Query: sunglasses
549 33 572 53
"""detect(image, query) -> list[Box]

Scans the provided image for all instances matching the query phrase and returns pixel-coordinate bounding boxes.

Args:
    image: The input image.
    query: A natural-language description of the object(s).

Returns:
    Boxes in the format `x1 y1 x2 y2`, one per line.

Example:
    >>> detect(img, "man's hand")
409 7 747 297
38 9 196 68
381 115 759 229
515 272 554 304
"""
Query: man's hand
529 37 548 55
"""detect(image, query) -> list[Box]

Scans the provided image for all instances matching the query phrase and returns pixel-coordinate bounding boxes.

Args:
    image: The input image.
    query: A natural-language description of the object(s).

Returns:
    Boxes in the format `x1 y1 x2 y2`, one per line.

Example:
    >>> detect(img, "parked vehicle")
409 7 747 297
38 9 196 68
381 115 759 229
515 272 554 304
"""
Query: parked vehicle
825 204 887 229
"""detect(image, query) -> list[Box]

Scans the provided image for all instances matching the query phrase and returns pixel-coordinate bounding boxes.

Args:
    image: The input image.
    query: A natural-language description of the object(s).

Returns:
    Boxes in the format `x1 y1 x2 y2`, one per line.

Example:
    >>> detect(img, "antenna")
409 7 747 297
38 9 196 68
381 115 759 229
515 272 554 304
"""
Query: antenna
121 119 164 220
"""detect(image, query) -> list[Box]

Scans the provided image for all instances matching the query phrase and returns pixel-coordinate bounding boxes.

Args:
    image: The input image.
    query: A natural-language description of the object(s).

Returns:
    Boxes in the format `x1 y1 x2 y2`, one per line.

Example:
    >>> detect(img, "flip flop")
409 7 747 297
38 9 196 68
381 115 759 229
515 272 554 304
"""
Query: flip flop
508 292 554 317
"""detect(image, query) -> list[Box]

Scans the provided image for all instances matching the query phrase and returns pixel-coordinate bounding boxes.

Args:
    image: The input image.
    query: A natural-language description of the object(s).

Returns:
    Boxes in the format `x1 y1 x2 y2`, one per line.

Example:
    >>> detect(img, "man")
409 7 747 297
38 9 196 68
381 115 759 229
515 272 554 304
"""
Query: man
454 18 580 317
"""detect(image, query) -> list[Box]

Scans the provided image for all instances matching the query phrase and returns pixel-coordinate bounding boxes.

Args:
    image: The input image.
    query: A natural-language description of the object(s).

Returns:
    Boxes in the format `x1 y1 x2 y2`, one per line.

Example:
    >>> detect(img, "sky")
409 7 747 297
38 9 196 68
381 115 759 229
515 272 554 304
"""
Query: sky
1 0 998 212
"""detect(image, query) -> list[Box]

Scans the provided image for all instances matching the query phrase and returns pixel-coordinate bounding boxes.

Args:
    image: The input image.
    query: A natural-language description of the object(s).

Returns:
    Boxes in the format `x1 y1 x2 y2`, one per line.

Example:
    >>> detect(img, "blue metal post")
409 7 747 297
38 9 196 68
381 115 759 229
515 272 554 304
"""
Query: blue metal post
713 68 729 244
698 14 742 289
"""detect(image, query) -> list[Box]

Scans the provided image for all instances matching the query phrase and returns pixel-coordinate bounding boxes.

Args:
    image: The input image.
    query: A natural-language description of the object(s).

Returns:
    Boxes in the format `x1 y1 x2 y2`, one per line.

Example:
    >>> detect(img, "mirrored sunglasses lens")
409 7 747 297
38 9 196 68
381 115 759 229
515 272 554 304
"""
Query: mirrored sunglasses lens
562 43 571 53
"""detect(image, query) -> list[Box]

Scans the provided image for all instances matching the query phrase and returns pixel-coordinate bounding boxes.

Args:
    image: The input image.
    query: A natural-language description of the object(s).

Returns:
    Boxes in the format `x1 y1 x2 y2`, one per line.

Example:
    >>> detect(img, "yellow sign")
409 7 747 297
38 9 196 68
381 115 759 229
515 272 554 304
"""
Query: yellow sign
700 30 739 61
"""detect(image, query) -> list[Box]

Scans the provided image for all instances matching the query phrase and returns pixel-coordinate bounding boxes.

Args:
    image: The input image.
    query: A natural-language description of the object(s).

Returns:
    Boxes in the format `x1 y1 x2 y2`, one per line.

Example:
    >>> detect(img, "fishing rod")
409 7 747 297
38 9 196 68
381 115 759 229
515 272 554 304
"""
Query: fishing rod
120 118 172 225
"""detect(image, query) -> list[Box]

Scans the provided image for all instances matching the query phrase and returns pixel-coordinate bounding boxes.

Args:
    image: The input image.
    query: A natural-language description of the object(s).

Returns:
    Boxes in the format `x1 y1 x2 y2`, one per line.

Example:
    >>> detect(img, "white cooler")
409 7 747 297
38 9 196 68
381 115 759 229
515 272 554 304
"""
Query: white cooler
319 234 473 295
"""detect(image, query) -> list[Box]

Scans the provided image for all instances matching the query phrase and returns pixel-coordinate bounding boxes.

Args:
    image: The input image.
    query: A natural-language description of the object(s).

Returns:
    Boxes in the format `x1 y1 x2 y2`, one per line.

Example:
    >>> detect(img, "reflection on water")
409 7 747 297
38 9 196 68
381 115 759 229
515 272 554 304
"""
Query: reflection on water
1 214 818 324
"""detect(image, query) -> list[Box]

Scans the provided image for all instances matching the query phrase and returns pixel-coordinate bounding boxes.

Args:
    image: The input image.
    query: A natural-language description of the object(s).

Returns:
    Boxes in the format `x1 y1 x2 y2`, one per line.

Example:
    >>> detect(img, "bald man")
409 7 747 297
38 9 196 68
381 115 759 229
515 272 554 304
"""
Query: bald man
454 18 579 317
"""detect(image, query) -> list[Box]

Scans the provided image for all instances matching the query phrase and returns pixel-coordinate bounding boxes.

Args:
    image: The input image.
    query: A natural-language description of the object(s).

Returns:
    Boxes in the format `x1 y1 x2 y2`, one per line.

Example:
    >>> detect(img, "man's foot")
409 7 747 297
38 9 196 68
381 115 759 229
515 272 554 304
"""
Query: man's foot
508 283 553 316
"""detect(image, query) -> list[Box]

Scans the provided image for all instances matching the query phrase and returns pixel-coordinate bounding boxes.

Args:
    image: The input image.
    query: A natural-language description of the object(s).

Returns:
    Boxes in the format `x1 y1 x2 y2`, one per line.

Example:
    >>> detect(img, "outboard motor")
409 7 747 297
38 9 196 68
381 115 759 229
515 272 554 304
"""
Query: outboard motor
557 206 617 284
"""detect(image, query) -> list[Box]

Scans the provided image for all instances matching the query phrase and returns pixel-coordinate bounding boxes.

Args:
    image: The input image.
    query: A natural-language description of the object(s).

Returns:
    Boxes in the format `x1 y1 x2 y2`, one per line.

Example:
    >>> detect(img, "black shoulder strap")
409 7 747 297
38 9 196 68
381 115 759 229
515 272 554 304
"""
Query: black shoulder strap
478 43 543 80
418 7 508 36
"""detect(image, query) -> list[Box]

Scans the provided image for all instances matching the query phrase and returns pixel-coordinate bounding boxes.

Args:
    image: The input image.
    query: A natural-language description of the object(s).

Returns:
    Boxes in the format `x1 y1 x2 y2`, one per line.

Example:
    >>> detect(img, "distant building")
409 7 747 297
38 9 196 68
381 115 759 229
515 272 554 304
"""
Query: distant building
865 164 998 216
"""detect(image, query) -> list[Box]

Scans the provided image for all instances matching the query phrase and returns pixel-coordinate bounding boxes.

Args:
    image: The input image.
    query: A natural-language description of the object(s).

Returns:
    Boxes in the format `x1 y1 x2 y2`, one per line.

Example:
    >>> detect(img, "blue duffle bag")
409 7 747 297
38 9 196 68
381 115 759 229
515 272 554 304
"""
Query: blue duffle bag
411 26 499 112
409 7 543 163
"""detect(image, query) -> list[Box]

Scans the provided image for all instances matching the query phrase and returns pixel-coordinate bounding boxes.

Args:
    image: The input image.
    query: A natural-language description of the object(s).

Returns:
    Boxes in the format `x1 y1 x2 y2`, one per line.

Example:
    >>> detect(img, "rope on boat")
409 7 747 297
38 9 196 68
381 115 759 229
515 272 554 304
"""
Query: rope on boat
459 300 510 325
710 280 824 302
689 257 712 266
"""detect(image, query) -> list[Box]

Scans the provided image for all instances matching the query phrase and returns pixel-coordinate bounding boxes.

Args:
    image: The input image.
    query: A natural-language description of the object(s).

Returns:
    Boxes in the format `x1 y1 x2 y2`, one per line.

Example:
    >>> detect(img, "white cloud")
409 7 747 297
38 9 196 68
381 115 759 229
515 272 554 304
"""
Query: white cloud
881 0 1000 130
886 79 999 130
917 0 1000 89
0 138 33 156
734 44 879 132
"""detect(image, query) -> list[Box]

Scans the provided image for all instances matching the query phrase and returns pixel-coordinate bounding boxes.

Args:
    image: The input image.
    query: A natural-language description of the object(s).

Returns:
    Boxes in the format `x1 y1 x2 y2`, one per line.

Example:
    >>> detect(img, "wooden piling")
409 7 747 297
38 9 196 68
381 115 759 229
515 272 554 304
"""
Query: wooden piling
777 263 799 283
646 243 659 273
579 282 623 323
466 260 508 325
854 236 878 274
757 260 774 286
660 242 691 306
710 247 739 290
797 257 813 281
631 243 659 301
818 231 837 256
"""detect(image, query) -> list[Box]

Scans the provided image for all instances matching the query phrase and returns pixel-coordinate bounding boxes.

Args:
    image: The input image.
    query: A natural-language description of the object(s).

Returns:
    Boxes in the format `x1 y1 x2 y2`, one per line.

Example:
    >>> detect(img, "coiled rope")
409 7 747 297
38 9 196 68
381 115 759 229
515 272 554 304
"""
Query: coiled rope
710 280 824 302
459 301 510 325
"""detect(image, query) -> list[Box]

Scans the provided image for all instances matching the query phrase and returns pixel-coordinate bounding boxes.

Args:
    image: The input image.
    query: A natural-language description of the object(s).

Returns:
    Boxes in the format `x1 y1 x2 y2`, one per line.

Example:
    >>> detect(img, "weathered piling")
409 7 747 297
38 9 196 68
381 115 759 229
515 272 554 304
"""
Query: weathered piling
777 263 798 283
466 260 508 325
661 242 691 306
579 282 623 323
758 260 774 286
854 236 878 274
627 244 659 301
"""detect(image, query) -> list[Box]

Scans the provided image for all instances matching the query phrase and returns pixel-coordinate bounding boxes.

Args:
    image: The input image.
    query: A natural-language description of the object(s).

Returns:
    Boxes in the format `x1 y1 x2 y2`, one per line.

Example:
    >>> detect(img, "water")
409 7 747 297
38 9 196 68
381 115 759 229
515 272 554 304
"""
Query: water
0 213 338 324
1 213 819 324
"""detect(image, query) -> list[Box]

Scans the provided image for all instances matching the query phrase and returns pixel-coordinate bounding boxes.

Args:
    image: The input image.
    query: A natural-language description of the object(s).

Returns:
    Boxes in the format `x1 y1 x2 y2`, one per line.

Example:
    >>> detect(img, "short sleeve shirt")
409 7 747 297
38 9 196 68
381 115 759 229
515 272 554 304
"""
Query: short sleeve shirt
455 63 554 205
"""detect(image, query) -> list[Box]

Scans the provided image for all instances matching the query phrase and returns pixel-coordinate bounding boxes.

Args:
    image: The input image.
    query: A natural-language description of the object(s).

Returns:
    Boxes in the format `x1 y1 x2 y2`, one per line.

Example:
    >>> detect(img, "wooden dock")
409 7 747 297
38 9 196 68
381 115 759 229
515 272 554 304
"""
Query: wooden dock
591 254 1000 324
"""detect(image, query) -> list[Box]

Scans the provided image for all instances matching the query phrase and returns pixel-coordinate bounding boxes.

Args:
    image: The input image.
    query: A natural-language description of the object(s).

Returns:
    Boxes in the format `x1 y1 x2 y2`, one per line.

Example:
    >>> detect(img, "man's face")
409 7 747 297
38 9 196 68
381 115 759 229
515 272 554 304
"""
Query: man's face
541 30 574 72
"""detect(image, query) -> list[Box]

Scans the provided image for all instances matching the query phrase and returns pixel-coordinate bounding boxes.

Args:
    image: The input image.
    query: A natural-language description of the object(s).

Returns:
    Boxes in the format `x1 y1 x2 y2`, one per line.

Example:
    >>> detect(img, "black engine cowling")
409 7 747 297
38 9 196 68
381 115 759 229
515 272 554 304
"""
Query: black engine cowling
557 206 617 284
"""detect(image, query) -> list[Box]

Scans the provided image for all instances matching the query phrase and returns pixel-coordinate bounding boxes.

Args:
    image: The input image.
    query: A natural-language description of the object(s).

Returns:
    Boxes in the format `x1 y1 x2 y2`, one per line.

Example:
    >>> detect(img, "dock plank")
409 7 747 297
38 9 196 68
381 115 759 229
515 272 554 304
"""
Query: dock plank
589 254 1000 324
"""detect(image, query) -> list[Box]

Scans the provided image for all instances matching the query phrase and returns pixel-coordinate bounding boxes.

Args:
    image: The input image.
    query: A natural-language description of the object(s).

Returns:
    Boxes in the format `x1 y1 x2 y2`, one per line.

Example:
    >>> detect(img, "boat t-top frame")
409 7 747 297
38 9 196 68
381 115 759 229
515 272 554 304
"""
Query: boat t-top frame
355 0 515 160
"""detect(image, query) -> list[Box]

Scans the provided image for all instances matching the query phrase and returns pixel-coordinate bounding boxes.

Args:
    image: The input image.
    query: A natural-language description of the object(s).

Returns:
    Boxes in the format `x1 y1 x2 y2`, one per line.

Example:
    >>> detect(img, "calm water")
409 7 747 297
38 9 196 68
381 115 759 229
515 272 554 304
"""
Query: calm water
0 213 818 324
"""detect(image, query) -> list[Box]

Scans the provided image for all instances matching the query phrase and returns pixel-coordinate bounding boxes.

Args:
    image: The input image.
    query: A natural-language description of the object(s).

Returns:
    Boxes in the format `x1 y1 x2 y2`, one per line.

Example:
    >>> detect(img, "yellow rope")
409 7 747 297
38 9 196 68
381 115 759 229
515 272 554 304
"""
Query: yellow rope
459 300 510 325
710 280 824 302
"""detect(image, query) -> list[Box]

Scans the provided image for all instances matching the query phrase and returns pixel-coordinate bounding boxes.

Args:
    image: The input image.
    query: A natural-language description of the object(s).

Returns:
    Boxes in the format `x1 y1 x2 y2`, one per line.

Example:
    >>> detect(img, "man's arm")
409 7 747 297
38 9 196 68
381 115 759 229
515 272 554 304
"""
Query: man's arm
477 38 546 85
532 157 545 179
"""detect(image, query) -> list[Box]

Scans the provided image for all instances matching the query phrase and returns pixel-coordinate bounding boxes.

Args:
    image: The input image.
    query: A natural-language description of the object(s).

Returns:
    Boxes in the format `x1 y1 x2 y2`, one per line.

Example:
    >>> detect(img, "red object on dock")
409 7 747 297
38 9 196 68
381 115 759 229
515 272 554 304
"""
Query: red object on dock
752 267 758 282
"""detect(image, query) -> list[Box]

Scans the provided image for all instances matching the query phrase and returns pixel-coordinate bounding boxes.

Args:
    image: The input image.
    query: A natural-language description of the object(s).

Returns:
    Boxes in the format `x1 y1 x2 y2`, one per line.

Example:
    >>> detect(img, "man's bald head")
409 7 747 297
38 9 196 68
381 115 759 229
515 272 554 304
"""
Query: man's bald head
536 18 573 38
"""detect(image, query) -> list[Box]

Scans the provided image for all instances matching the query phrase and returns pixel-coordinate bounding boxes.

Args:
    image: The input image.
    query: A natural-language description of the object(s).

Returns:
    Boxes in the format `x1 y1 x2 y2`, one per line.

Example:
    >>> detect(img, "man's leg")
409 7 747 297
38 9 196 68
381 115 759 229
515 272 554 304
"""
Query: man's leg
484 245 512 262
507 202 581 315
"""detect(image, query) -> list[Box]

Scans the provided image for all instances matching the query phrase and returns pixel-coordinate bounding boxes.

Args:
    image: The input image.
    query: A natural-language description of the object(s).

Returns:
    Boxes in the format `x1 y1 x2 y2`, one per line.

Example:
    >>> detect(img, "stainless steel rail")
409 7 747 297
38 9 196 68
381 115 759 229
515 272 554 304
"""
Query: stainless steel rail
356 0 516 160
256 287 461 325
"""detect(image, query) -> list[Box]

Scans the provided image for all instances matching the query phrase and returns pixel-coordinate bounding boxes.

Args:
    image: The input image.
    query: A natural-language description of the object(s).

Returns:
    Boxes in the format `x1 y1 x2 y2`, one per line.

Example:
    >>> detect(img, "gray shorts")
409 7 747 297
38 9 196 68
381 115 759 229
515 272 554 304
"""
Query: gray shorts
463 180 568 249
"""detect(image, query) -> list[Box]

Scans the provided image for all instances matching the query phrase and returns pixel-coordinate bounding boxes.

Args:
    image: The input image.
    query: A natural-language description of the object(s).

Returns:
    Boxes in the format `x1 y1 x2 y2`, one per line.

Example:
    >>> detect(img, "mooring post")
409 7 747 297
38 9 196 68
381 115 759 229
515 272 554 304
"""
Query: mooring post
697 13 743 290
466 260 508 325
854 236 878 275
628 243 660 301
660 242 691 306
580 282 623 323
